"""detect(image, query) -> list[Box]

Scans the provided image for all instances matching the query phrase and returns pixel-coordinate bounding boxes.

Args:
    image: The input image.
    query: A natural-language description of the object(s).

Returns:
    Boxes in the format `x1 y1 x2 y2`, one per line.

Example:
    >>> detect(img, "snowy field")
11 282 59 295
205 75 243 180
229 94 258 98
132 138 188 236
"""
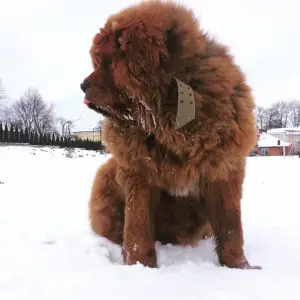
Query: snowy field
0 144 299 300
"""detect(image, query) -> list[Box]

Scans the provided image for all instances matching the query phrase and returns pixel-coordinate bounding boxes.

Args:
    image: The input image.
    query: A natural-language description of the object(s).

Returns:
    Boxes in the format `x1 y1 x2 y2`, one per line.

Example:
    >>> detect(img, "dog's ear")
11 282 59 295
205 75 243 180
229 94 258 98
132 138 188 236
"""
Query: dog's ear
116 22 169 84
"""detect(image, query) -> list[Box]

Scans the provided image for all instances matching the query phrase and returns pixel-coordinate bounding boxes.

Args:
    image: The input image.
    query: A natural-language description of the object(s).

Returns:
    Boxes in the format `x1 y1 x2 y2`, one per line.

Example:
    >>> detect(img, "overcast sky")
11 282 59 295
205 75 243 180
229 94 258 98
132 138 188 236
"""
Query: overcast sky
1 0 299 130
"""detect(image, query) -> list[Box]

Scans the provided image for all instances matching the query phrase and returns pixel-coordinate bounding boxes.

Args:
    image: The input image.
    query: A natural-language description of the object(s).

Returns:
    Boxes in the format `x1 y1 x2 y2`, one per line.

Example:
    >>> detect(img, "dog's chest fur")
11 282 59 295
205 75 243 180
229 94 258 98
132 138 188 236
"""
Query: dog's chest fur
167 180 200 197
144 134 200 196
104 121 213 197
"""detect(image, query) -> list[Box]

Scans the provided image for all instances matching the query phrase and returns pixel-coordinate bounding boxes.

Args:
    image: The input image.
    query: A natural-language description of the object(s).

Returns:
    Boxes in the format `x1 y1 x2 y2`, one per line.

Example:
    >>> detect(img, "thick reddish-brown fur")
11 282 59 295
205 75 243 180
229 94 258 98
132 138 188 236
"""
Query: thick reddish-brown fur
83 0 261 269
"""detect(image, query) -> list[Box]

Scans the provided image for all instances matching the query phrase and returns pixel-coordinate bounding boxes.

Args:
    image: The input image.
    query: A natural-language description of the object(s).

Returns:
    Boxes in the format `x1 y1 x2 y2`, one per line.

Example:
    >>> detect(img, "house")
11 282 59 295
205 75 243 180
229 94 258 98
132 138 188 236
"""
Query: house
248 127 261 156
267 127 300 155
72 127 102 141
257 133 291 156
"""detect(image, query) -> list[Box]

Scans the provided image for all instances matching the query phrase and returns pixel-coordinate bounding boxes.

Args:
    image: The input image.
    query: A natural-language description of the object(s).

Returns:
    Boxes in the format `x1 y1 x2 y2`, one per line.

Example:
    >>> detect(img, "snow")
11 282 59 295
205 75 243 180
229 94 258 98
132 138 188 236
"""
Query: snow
258 132 290 147
0 144 299 299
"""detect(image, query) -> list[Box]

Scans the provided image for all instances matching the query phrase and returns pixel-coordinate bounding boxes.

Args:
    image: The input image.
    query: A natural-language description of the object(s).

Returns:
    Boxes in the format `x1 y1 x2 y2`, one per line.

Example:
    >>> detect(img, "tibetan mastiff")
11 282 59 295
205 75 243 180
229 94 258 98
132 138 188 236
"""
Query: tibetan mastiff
81 0 260 270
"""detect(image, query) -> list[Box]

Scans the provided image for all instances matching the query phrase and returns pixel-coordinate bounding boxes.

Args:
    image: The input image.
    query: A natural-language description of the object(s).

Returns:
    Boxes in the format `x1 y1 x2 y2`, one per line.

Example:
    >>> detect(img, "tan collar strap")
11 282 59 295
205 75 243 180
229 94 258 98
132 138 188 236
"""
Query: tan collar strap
173 77 196 129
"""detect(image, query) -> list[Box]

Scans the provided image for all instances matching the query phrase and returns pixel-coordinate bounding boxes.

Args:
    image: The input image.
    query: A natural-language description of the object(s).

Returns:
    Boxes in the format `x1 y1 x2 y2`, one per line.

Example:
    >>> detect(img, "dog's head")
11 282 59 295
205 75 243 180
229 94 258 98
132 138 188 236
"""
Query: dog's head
81 65 135 123
81 2 202 129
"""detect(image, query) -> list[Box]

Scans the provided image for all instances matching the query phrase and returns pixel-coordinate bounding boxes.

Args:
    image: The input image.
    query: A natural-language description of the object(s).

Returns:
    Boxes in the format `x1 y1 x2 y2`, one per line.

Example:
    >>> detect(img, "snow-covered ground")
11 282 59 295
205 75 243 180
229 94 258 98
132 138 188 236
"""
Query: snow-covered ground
0 144 299 299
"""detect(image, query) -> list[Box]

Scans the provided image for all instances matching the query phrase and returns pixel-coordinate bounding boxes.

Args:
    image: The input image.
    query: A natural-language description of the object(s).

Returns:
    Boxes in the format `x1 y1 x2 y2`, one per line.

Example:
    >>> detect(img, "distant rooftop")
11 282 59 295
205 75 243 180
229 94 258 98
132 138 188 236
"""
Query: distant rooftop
258 133 290 148
73 127 100 133
267 127 300 134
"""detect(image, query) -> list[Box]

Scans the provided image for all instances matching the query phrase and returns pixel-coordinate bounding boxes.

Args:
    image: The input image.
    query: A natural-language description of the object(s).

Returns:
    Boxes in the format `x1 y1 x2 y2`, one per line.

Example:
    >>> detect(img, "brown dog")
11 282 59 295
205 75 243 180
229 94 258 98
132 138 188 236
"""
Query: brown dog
82 1 261 270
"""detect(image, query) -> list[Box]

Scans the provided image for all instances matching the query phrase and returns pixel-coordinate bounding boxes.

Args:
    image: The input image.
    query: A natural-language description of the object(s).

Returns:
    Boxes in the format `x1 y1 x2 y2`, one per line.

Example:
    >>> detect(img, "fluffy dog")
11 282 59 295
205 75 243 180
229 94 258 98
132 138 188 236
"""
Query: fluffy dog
82 0 261 269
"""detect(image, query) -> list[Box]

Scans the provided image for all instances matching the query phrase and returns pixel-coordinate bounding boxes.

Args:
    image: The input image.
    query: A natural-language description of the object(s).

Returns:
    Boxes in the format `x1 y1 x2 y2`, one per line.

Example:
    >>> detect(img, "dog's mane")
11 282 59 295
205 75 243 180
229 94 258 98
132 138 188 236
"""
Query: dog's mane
89 1 256 179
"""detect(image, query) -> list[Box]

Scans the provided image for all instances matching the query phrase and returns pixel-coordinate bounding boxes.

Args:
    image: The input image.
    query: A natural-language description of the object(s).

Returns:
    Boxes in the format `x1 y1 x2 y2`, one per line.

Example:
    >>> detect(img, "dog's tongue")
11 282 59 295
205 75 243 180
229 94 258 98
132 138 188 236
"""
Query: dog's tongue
83 99 91 105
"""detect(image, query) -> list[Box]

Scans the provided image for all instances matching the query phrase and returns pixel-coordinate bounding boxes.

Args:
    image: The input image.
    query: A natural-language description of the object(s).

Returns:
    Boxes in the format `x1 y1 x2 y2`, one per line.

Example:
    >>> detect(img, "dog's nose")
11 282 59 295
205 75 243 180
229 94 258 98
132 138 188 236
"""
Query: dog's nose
80 80 89 93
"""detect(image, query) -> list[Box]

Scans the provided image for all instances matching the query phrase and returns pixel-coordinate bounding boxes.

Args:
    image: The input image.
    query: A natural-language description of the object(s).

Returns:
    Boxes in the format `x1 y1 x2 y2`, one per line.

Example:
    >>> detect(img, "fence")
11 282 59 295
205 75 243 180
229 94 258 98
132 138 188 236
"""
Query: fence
0 123 106 152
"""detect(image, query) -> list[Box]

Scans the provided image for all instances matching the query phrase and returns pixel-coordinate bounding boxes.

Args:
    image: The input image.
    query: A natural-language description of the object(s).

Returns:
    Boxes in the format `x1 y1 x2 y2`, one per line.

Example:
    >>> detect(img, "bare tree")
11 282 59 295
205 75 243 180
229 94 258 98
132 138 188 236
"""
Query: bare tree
0 79 7 116
255 106 266 130
2 106 22 127
57 117 75 139
255 99 300 131
274 100 292 128
261 101 292 129
263 106 277 130
5 88 55 134
0 79 5 100
95 119 104 131
289 100 300 127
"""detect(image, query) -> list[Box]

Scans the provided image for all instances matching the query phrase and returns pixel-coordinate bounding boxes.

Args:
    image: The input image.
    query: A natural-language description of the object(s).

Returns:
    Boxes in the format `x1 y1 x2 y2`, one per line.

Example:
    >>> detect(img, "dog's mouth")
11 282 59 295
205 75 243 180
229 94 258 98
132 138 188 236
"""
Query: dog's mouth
83 98 118 119
83 98 133 121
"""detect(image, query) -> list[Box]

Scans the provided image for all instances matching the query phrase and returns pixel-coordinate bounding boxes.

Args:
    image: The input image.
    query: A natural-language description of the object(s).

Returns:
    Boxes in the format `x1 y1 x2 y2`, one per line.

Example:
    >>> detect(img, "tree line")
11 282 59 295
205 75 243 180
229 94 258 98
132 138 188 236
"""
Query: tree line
0 79 104 151
0 122 105 152
255 100 300 131
0 82 75 138
0 79 102 138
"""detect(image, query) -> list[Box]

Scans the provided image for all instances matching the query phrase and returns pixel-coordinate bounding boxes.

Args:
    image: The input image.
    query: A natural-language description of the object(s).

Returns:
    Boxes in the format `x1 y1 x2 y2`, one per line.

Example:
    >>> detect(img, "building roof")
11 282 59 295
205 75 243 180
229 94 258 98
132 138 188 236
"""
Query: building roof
73 127 100 133
267 127 300 135
258 133 290 148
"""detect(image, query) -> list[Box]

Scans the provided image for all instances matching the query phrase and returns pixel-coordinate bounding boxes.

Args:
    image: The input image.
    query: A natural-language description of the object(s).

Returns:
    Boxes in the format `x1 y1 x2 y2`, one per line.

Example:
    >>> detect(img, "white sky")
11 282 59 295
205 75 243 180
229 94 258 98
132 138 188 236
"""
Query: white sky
1 0 299 130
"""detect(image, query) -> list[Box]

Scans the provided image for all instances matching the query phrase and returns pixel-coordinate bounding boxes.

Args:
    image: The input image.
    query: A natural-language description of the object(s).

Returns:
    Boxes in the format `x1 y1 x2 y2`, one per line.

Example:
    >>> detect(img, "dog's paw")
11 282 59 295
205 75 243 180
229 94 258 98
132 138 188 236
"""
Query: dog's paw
122 245 157 268
220 256 262 270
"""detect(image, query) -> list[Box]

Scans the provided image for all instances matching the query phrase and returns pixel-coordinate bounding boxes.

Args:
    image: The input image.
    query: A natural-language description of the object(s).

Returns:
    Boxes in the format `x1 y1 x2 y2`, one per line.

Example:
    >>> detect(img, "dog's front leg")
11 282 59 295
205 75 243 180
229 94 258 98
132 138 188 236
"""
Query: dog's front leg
207 165 262 270
118 169 158 268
